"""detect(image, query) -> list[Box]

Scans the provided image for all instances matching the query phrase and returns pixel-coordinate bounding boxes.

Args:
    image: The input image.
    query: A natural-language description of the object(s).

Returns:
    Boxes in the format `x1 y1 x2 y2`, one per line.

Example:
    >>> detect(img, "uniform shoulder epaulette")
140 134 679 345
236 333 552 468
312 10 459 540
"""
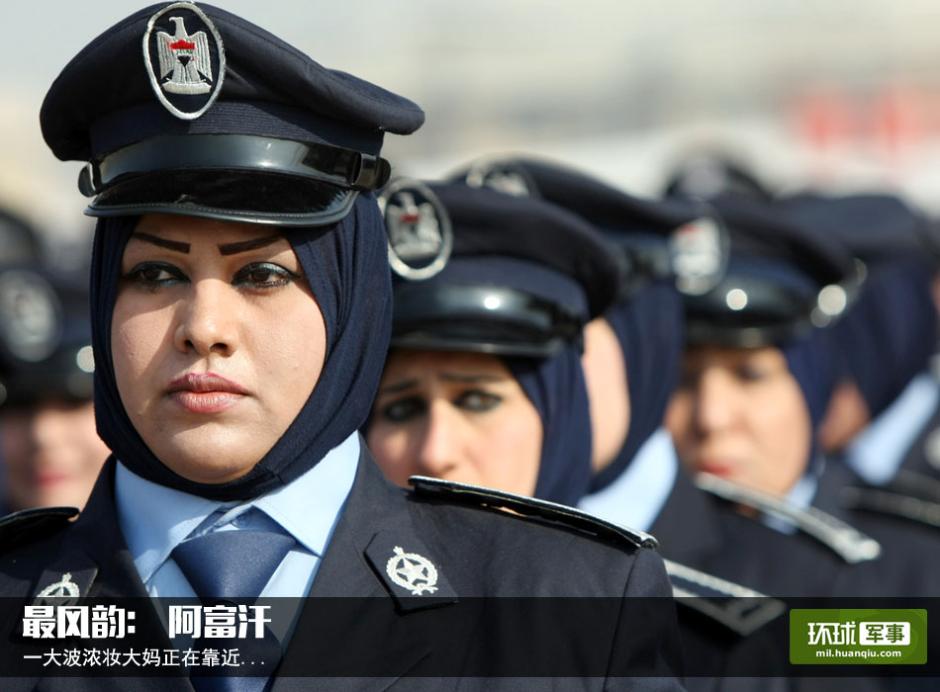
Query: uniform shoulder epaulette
0 506 79 552
695 473 881 564
409 476 658 550
841 484 940 530
663 559 786 637
880 469 940 505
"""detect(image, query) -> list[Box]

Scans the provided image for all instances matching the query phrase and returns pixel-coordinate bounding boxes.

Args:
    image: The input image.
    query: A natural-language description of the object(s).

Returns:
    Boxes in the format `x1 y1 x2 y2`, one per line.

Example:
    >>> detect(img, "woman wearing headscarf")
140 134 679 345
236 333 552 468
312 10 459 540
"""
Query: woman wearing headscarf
666 192 940 596
0 6 683 688
449 157 876 600
366 178 793 687
775 192 940 549
0 271 108 513
366 180 621 506
781 193 940 487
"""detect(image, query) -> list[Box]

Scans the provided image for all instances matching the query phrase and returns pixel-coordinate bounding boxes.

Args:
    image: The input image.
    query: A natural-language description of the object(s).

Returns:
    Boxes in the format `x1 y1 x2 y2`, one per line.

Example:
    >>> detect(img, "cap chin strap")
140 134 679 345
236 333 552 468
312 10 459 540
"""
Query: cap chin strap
78 134 390 197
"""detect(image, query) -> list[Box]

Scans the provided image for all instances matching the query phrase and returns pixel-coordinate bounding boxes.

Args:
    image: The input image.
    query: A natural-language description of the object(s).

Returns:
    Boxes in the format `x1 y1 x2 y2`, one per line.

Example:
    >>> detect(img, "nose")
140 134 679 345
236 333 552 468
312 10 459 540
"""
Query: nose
413 400 462 479
692 367 739 435
174 279 239 357
28 404 68 453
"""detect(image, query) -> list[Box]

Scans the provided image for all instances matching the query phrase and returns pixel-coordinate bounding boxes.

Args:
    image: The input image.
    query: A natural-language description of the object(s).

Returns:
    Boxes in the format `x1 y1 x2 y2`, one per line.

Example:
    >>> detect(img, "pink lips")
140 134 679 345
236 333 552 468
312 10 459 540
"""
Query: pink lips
167 373 248 414
697 460 736 479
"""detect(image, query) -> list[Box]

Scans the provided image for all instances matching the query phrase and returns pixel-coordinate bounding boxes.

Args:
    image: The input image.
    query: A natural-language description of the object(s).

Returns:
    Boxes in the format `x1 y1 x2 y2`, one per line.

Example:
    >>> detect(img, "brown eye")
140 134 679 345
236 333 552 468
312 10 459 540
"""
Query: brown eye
380 396 426 423
233 262 297 289
454 389 502 413
124 262 187 288
736 364 770 383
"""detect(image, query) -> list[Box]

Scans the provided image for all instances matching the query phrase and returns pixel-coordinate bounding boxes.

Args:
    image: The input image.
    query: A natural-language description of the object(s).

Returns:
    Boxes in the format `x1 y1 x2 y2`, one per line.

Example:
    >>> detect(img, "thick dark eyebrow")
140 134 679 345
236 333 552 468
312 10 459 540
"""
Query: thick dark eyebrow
380 372 504 396
131 232 190 253
379 378 419 395
218 235 282 256
440 373 504 384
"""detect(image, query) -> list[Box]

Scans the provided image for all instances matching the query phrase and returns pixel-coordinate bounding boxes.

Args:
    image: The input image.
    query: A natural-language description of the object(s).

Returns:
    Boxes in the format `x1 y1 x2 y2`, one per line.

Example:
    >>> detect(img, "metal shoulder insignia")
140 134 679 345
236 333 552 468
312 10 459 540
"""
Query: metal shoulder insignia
695 473 881 564
664 559 786 637
409 476 658 550
0 507 79 552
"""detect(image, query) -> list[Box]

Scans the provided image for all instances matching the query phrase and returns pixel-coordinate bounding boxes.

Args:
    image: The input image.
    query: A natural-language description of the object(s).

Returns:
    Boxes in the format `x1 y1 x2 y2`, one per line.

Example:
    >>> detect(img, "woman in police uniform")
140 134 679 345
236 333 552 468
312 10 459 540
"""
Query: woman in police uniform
0 3 682 689
366 180 619 506
441 157 879 603
665 191 940 596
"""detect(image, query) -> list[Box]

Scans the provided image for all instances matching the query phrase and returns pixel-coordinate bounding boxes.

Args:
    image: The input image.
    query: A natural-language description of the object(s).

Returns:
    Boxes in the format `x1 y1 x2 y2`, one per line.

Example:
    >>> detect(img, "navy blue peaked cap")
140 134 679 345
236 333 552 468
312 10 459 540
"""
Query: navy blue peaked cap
450 155 727 296
386 182 620 358
382 181 616 505
0 270 93 408
41 2 424 226
683 193 856 347
450 158 703 488
778 192 940 266
713 193 852 287
453 155 703 235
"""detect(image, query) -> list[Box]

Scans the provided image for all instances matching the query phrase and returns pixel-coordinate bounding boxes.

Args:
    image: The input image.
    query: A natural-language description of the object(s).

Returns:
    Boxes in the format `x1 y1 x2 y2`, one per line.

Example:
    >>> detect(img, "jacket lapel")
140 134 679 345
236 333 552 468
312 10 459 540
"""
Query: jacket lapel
650 468 724 566
272 443 457 691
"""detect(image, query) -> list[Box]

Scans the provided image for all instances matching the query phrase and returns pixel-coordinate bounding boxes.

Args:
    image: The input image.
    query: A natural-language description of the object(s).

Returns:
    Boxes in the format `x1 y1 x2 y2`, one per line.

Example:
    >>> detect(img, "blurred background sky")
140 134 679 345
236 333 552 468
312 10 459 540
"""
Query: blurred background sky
7 0 940 259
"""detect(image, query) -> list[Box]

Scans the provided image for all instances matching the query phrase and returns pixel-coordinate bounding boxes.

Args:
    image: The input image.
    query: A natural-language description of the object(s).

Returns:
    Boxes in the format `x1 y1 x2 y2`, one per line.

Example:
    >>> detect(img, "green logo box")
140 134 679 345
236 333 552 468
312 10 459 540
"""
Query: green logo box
790 609 927 665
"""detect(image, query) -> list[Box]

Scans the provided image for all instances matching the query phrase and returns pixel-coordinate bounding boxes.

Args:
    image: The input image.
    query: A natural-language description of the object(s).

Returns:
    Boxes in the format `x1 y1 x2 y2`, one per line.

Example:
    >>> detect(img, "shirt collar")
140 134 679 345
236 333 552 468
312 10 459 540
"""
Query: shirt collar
116 432 360 584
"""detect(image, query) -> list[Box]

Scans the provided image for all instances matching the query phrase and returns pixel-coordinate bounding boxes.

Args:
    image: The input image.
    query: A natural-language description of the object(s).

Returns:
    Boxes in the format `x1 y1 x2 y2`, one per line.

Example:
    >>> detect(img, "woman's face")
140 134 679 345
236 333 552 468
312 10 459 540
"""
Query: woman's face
367 349 543 495
112 214 326 484
664 345 811 496
1 399 109 510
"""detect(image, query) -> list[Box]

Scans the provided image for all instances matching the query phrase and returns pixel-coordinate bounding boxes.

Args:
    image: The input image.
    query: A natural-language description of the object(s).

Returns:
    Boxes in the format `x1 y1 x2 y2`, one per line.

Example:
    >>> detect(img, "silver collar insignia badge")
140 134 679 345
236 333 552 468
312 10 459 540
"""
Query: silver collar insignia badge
36 572 81 605
142 2 226 120
385 546 439 596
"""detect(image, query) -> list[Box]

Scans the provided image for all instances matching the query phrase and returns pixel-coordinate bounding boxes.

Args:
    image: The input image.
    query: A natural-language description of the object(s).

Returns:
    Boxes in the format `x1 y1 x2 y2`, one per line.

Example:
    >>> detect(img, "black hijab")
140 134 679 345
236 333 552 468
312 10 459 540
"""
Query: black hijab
828 258 938 419
90 195 392 500
588 280 685 492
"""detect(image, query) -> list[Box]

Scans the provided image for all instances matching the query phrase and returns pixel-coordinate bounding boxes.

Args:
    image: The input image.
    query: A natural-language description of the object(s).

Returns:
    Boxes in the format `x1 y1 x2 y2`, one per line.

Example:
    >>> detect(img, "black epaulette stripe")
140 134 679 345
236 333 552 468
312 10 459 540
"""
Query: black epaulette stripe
841 486 940 529
0 506 79 552
883 470 940 505
409 476 657 550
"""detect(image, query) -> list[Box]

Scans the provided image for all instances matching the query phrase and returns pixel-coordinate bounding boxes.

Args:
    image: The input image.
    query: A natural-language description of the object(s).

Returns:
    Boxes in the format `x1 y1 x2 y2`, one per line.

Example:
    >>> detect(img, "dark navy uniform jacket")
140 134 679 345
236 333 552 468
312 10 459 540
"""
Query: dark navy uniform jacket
0 446 683 691
814 458 940 596
651 469 878 599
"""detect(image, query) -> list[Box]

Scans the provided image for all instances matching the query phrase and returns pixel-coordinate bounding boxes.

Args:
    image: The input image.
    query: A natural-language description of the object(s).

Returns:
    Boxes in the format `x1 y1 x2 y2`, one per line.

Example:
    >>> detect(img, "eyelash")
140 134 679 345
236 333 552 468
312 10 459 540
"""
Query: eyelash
122 261 300 292
379 389 504 423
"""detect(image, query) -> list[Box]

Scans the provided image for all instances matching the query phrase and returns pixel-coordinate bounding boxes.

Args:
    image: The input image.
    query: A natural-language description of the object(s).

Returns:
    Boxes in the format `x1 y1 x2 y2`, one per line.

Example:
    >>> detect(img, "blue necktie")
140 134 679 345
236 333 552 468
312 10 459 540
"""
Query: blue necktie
172 520 296 691
172 529 296 599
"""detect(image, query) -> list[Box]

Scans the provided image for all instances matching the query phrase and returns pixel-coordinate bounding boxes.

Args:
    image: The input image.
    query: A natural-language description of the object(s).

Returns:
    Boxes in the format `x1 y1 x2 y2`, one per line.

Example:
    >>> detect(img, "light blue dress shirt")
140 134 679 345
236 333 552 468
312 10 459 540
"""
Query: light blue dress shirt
115 431 360 600
844 372 940 486
578 427 678 533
